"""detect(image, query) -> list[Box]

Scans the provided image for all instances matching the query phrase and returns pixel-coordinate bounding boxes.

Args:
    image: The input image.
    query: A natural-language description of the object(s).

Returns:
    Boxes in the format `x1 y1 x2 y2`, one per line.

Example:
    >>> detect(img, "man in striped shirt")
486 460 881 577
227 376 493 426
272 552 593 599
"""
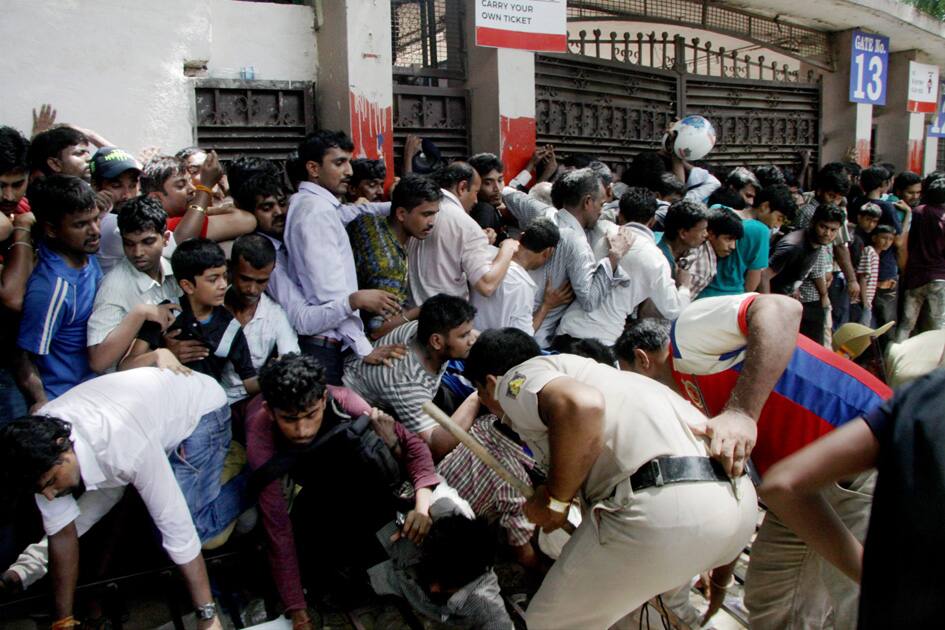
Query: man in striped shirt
343 294 478 459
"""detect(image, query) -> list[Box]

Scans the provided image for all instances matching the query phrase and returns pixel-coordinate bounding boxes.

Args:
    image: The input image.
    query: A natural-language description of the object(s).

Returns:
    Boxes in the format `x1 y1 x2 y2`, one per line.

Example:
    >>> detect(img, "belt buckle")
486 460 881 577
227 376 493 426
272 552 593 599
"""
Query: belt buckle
651 459 664 487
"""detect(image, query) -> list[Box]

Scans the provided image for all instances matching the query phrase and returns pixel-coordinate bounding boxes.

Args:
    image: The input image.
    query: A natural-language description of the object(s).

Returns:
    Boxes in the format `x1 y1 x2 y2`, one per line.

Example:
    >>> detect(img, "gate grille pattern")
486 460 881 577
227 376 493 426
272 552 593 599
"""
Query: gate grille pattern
392 85 470 172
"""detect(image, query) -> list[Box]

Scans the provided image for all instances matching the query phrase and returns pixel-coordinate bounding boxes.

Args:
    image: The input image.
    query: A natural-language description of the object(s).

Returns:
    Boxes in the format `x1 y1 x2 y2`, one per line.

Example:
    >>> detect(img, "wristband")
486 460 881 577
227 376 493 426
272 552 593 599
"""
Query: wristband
13 227 32 235
546 494 570 514
187 204 207 215
401 312 411 324
51 616 79 630
9 241 33 250
193 184 214 195
709 575 736 590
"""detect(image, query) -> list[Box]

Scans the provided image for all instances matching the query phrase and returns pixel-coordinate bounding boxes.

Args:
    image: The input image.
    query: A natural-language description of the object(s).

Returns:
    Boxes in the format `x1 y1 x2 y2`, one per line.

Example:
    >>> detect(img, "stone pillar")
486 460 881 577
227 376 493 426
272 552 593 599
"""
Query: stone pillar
925 136 939 175
465 0 537 182
316 0 394 188
854 103 873 167
814 29 860 166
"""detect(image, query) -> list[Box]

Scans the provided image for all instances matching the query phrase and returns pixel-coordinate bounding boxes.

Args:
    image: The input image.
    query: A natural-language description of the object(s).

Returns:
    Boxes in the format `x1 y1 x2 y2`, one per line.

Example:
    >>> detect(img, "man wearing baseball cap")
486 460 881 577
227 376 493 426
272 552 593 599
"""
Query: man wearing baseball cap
90 147 141 205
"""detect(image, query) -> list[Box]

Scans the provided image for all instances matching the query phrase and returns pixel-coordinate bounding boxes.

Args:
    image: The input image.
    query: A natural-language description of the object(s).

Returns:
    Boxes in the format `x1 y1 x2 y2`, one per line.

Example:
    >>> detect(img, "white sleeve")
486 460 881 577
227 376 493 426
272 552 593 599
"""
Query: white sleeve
35 494 80 537
7 539 49 589
672 294 755 375
133 446 202 565
271 301 301 355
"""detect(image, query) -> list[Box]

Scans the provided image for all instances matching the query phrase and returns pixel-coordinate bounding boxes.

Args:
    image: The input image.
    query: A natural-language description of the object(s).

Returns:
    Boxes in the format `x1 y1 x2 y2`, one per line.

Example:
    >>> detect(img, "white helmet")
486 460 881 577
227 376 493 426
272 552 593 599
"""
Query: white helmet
670 115 717 161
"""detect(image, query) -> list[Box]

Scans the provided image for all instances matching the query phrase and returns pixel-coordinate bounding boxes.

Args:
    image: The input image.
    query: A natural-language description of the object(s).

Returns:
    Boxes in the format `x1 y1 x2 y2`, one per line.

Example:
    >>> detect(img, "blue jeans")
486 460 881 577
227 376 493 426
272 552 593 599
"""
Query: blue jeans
0 367 27 424
298 339 349 386
170 404 247 542
829 275 850 330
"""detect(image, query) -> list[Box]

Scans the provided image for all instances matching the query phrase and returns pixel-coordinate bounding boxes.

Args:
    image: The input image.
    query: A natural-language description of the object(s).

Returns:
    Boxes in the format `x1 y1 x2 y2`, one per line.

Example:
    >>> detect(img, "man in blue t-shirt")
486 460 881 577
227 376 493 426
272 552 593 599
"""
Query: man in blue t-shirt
17 175 103 406
700 184 798 297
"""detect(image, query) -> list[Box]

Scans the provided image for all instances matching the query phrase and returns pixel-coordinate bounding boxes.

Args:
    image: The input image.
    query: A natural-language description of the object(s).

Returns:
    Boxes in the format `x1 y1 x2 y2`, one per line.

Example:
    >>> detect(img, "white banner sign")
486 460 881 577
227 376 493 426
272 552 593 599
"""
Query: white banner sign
475 0 567 52
907 61 939 113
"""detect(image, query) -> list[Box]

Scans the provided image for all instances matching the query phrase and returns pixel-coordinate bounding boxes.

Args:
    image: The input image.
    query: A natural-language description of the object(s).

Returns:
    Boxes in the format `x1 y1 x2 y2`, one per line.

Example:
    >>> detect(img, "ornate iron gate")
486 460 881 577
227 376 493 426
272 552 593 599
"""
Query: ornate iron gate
536 30 822 174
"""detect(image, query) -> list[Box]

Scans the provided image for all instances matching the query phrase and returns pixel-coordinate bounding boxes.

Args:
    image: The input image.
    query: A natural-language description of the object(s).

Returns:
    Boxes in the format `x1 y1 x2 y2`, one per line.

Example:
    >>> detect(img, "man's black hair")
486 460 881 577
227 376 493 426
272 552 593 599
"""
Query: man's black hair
350 158 387 187
416 294 477 346
923 175 945 206
707 187 747 211
620 151 666 188
810 203 846 227
841 161 862 178
258 353 327 414
0 416 73 500
519 217 560 252
892 171 922 194
871 224 896 238
175 146 204 161
468 153 504 177
588 160 614 187
28 175 96 228
613 320 670 367
233 173 288 213
755 184 797 220
170 238 226 284
753 165 786 190
858 201 883 218
724 167 760 192
391 173 443 213
655 171 685 197
227 156 282 201
116 195 168 235
284 151 307 192
141 156 186 194
813 166 852 197
297 130 354 169
859 166 889 195
433 161 476 191
0 126 30 176
231 233 276 270
464 328 541 386
662 200 708 241
561 153 595 169
708 206 744 239
418 515 495 592
549 335 616 365
618 187 659 223
28 127 89 176
550 168 602 209
877 162 897 177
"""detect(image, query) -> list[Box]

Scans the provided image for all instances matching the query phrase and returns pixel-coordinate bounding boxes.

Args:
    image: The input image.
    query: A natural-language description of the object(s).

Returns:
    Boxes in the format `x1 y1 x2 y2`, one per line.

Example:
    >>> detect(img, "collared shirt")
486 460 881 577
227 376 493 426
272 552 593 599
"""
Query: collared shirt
436 416 536 546
768 229 823 295
97 213 177 274
502 188 625 347
797 246 832 303
496 354 710 504
87 256 181 352
35 368 227 564
18 244 103 399
687 241 718 298
470 260 537 335
700 218 770 298
903 203 945 290
282 181 389 356
343 321 445 434
407 190 494 304
222 293 299 403
557 222 689 344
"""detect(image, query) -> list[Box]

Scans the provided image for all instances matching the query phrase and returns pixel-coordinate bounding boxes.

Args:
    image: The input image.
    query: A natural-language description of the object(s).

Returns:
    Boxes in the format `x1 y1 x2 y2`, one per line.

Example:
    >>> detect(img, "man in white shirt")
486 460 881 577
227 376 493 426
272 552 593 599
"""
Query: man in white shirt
0 369 242 629
222 234 300 404
556 188 689 345
471 217 568 335
408 162 518 305
87 197 182 373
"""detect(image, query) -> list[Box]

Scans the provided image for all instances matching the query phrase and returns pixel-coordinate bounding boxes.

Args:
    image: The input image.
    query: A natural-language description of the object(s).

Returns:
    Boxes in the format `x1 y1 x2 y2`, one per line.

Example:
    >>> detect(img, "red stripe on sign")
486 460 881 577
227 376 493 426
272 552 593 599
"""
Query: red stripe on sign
476 26 567 52
907 99 937 114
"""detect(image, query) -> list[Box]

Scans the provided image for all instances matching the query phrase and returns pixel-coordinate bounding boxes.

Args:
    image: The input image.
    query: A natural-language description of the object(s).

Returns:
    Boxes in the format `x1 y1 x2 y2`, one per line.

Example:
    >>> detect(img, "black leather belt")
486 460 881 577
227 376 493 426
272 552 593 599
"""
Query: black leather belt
630 456 735 491
299 335 343 349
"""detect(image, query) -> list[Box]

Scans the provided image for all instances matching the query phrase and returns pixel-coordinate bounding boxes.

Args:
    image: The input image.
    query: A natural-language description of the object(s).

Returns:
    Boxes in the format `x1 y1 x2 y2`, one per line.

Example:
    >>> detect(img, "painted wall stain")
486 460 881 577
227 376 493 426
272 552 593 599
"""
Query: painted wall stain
500 115 537 185
349 91 395 192
907 138 924 175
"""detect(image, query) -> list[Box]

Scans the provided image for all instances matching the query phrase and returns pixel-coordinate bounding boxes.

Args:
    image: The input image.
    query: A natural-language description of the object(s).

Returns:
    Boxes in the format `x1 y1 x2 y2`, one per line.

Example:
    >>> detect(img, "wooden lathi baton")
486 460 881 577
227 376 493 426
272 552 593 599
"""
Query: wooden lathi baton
421 401 577 534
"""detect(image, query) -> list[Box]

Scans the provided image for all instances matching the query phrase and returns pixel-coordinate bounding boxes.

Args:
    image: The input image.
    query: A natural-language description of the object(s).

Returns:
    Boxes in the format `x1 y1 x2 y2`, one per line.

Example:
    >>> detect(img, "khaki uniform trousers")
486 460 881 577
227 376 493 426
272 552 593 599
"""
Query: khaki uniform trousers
526 475 757 630
744 471 875 630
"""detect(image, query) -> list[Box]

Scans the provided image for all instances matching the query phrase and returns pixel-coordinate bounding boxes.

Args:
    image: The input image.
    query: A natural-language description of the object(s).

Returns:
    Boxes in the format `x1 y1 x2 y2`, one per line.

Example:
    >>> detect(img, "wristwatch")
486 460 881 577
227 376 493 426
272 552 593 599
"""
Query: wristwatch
195 602 217 621
546 494 570 514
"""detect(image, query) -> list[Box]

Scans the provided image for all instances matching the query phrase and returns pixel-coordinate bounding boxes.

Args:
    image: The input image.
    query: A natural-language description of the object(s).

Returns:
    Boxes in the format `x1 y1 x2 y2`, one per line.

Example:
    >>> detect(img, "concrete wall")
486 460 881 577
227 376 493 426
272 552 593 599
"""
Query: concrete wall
0 0 317 155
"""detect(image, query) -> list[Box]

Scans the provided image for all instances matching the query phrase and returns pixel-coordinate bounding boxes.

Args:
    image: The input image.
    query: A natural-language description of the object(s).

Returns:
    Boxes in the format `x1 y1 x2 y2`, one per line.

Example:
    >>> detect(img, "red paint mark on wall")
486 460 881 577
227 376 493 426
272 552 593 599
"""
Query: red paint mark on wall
349 91 395 192
854 138 870 168
907 138 924 175
500 115 537 185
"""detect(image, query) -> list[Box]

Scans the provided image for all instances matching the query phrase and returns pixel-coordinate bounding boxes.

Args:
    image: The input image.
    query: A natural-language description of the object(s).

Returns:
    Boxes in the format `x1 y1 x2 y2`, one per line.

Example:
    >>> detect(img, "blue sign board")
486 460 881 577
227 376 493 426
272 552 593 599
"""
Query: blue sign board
849 30 889 106
929 94 945 139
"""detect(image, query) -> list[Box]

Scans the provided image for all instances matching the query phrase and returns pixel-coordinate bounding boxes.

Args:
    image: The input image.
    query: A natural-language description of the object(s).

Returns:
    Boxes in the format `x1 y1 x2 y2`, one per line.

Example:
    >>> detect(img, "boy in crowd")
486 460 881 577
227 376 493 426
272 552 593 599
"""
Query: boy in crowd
848 203 883 325
687 206 743 298
346 158 386 203
27 127 92 181
343 294 479 459
86 196 181 373
18 176 102 404
0 126 31 217
141 155 256 243
468 153 506 242
222 234 299 405
245 353 438 630
121 239 258 397
724 167 761 208
0 368 244 630
348 173 442 338
232 172 289 243
896 175 945 341
657 199 708 278
868 225 898 329
471 217 564 335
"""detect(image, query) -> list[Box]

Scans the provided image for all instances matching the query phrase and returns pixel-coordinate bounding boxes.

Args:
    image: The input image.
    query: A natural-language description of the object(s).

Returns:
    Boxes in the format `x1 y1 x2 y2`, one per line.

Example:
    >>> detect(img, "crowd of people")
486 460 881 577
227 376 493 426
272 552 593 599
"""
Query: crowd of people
0 105 943 630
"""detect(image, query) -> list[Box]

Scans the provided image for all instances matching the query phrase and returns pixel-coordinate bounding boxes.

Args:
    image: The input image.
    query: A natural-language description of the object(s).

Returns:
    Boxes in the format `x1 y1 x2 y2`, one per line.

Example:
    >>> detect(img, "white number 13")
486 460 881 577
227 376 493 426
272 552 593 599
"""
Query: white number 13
853 53 884 102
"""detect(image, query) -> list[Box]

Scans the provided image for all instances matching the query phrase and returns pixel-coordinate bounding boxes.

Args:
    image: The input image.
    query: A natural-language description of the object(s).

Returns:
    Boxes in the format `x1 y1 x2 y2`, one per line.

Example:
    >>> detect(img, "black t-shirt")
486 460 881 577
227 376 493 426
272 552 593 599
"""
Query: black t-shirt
767 228 821 295
860 369 945 628
138 301 256 383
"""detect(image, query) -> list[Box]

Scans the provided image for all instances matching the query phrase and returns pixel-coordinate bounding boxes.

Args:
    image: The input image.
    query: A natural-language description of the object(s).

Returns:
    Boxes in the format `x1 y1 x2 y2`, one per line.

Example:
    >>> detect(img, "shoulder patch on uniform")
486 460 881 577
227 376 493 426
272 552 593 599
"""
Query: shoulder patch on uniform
506 373 526 399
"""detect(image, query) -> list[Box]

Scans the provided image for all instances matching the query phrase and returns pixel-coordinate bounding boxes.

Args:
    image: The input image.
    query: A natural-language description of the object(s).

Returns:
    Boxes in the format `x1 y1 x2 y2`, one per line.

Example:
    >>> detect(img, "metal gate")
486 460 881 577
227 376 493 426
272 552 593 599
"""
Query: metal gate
536 30 822 175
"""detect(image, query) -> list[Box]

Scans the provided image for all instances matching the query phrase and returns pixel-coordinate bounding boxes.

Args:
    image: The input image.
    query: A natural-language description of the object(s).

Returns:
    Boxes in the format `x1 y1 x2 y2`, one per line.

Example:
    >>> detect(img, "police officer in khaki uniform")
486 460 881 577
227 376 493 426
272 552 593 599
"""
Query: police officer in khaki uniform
464 328 756 630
